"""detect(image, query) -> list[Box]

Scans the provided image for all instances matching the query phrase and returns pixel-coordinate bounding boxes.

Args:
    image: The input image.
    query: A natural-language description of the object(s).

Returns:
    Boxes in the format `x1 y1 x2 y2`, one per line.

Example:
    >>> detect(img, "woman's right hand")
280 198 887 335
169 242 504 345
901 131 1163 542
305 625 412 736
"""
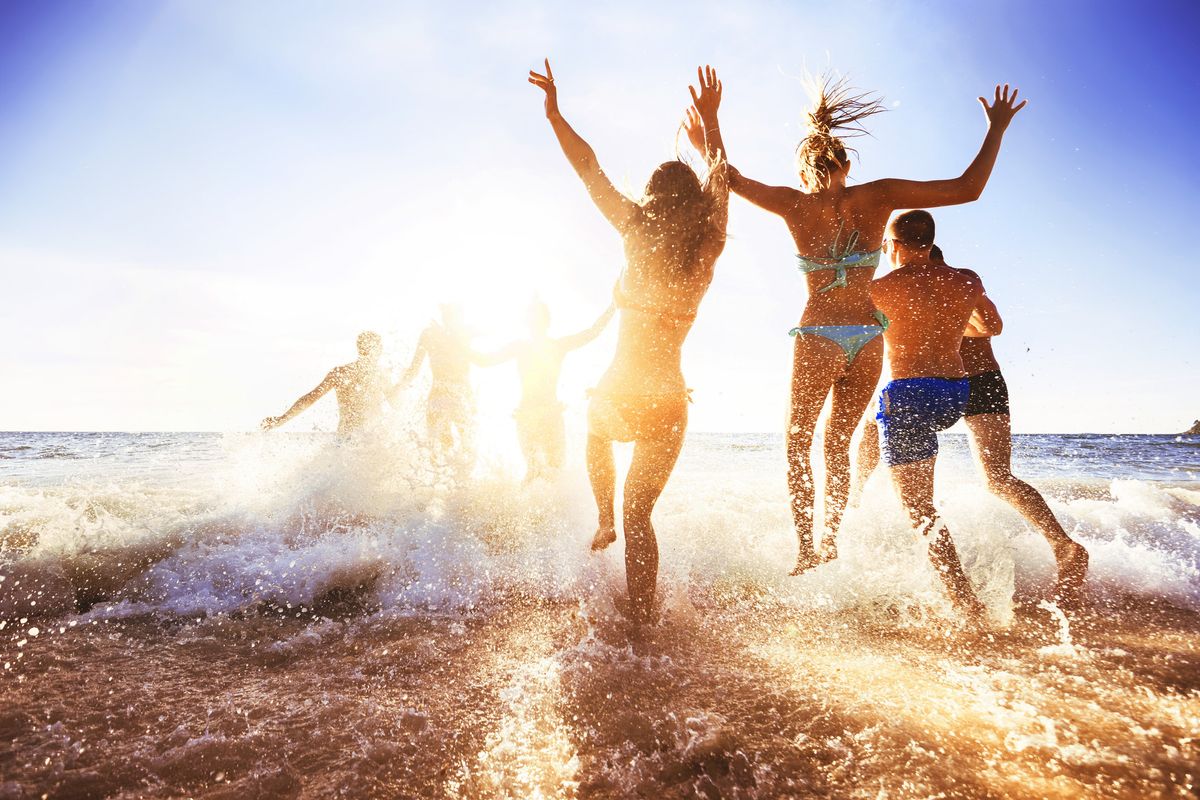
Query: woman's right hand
528 58 559 118
978 83 1026 130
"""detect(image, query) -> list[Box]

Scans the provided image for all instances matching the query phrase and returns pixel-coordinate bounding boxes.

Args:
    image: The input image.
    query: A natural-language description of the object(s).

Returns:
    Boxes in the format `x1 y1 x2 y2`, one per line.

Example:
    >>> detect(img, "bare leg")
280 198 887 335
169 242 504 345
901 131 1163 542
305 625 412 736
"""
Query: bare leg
849 413 881 507
546 413 566 471
426 400 453 462
965 413 1088 605
890 457 986 621
516 417 543 484
821 337 884 560
786 336 846 575
621 429 686 624
587 433 617 550
456 410 477 468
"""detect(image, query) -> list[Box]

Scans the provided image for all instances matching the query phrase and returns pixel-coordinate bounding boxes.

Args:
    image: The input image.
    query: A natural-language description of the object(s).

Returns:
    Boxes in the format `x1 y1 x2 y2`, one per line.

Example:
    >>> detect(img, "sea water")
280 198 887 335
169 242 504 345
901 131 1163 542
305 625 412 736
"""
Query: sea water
1 430 1197 797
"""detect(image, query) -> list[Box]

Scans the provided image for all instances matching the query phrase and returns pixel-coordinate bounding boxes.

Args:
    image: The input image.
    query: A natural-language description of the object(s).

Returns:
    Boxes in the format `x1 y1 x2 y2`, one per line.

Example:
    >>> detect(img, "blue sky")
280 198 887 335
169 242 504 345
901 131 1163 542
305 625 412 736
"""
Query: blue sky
1 0 1197 433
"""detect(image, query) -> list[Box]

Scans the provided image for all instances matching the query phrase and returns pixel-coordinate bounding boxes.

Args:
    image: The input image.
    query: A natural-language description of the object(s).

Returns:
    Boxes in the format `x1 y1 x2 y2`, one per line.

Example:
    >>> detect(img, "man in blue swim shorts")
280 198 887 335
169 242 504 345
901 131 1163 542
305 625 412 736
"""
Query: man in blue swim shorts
870 210 1000 620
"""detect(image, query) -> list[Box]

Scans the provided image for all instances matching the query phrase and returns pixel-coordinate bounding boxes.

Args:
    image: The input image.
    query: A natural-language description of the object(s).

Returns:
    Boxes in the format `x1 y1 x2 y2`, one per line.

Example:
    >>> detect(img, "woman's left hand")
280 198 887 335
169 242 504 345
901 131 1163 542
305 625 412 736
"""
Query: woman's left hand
682 107 706 153
528 58 559 118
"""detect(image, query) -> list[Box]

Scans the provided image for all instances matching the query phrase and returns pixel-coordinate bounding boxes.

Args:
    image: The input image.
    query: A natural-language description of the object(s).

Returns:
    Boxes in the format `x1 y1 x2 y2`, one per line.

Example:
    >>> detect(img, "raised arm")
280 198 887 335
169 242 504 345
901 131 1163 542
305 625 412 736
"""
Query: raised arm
559 303 616 351
682 66 800 218
399 330 429 386
528 59 636 231
261 370 337 430
873 84 1027 209
728 168 800 217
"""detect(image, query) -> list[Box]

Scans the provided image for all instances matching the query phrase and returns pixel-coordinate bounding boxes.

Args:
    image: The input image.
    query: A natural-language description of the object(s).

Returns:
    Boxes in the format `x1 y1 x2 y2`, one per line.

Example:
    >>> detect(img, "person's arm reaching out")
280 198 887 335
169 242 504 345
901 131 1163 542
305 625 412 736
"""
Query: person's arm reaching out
559 303 616 351
528 59 636 231
873 84 1027 209
471 343 520 368
398 331 429 387
261 370 337 430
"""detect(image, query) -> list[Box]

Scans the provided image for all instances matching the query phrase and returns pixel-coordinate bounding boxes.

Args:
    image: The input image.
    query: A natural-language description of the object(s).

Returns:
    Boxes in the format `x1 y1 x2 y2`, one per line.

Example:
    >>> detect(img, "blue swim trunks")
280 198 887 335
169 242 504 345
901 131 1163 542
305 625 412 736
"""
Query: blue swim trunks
877 377 970 466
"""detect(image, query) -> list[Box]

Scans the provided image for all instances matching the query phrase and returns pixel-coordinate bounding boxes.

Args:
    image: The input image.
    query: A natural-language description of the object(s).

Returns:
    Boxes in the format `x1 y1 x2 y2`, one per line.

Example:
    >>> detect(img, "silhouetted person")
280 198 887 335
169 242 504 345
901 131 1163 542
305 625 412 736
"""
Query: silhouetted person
261 331 396 435
475 299 615 482
530 60 728 623
401 304 477 461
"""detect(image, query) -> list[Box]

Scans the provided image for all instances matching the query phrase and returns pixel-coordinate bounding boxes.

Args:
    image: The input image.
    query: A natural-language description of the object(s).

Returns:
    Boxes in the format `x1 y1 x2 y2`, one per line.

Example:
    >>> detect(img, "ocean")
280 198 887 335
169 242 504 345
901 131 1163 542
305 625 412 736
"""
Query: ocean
1 430 1198 798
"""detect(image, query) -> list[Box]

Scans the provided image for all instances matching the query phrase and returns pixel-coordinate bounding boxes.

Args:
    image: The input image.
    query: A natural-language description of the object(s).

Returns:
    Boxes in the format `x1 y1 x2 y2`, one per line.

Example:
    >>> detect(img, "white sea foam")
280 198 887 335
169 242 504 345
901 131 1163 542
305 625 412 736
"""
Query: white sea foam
1 430 1197 625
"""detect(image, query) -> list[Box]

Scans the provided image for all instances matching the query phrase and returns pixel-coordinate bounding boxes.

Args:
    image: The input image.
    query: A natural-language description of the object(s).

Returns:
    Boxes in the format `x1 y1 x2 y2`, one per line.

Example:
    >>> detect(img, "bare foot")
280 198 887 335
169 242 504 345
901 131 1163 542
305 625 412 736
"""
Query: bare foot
818 535 838 564
789 546 822 576
590 525 617 551
1052 540 1089 608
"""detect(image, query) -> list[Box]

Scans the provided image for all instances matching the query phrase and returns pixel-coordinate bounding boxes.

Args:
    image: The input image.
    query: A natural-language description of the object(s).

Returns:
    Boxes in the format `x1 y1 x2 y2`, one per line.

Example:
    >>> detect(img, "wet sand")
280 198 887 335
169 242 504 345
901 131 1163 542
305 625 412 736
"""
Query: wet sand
3 594 1197 799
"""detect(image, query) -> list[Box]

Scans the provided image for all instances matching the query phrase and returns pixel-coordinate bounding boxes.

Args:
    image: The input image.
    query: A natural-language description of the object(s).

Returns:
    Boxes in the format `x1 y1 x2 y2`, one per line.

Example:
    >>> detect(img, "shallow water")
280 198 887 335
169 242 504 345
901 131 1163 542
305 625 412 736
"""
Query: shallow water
1 430 1198 797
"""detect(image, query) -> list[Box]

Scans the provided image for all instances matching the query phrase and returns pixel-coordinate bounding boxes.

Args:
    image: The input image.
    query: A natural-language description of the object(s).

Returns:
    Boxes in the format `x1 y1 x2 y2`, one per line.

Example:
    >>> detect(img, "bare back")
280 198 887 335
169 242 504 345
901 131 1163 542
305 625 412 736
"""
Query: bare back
871 263 982 380
422 324 473 390
515 338 568 406
329 361 388 434
782 184 899 326
599 229 724 396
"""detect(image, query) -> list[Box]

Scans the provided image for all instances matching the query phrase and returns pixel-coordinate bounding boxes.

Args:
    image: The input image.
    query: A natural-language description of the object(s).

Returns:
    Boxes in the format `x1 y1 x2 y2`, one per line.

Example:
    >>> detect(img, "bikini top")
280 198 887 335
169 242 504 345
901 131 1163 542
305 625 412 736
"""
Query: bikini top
612 283 698 329
795 224 881 293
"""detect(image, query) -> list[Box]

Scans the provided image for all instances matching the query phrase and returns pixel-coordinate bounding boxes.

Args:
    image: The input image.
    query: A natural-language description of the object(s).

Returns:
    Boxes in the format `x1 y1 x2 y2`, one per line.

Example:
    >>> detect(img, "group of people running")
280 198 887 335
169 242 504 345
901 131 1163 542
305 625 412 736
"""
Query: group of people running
261 298 615 483
264 60 1089 626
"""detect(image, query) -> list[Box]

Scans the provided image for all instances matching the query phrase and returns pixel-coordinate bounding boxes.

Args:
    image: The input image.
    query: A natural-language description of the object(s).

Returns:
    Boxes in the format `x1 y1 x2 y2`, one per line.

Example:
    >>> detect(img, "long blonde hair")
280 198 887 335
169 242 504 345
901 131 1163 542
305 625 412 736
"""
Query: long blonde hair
628 153 728 277
796 73 886 190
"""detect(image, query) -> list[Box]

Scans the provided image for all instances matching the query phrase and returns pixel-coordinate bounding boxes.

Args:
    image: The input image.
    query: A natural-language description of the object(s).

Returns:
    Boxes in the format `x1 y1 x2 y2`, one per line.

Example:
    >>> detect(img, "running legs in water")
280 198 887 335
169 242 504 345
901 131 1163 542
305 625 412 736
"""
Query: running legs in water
786 333 883 574
890 456 986 621
587 433 617 550
964 412 1089 606
586 430 685 624
818 360 883 563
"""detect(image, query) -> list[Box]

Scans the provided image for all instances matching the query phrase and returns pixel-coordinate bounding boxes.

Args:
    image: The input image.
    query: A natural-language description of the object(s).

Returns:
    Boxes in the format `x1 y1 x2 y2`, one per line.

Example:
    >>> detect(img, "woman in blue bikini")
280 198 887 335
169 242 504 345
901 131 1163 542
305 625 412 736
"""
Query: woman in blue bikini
700 74 1026 573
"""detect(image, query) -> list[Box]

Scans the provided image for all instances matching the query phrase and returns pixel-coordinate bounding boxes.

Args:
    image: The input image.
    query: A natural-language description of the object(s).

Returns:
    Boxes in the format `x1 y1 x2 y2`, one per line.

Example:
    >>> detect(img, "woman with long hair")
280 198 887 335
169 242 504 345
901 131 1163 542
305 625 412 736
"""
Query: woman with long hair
701 73 1026 574
528 61 729 623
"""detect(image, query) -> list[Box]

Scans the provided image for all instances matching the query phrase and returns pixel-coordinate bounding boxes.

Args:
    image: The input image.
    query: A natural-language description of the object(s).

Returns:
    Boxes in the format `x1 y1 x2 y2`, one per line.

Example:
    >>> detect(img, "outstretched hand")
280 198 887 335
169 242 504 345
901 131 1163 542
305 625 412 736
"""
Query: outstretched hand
528 58 559 117
979 83 1026 130
682 106 706 153
688 65 722 120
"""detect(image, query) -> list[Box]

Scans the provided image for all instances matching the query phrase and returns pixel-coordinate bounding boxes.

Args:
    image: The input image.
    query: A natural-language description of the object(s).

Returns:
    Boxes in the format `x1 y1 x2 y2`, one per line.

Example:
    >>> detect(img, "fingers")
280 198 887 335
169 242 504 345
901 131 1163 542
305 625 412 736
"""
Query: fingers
1009 87 1019 104
1013 99 1028 112
689 84 700 105
545 58 553 80
994 84 1001 103
977 96 988 110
